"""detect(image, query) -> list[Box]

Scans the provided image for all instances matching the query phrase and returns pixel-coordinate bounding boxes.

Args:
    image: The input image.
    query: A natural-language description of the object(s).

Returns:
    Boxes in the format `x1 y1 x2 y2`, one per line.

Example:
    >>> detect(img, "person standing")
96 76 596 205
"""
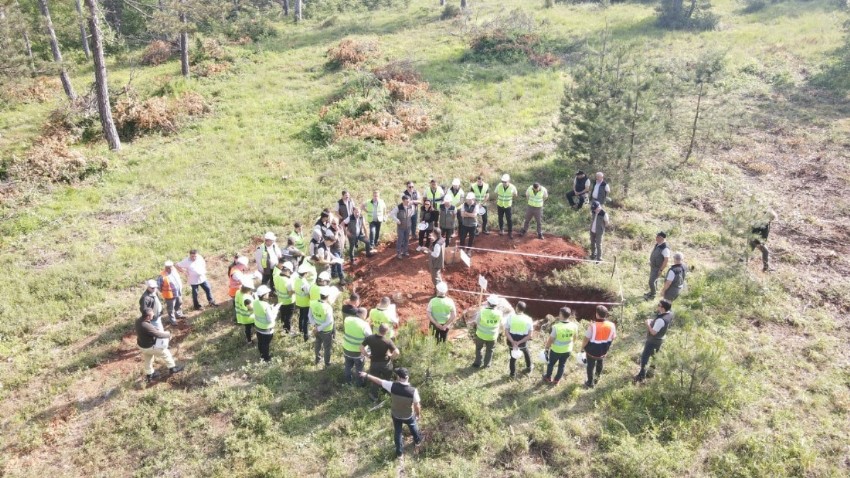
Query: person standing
644 232 671 300
750 209 777 272
158 261 185 325
426 228 446 287
402 181 421 234
470 176 490 234
362 323 400 400
542 307 579 384
289 222 308 259
309 287 335 368
139 279 164 327
344 206 373 265
235 280 257 346
389 195 416 259
495 174 518 238
444 178 464 211
175 249 217 310
359 368 422 459
369 297 399 339
505 301 534 377
520 182 548 239
136 308 184 383
329 218 347 284
438 199 457 246
294 264 314 342
253 285 280 362
634 300 673 382
273 261 296 335
566 171 591 209
227 256 250 300
343 307 372 386
337 190 355 222
342 292 361 318
423 179 445 206
458 192 479 254
660 252 687 302
590 172 610 206
580 305 616 388
472 295 504 368
427 281 457 343
364 190 387 248
416 199 439 250
255 232 282 290
589 201 610 262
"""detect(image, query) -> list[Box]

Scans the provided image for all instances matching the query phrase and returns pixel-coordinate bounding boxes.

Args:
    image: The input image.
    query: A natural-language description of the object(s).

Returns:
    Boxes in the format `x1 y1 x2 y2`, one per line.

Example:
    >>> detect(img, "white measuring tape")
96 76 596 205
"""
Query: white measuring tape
446 288 623 306
460 245 613 264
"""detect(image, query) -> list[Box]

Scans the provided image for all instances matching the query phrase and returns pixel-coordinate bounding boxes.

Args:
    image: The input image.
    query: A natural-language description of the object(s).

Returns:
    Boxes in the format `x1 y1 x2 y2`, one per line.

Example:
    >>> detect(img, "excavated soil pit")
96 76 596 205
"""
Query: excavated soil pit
350 233 618 335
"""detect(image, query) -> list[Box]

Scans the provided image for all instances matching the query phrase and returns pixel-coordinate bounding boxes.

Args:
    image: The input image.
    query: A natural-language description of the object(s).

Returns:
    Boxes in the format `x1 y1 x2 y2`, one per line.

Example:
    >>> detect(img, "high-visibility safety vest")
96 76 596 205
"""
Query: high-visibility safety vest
526 186 547 207
476 308 502 341
160 272 174 300
343 316 371 353
289 231 307 254
228 265 241 298
508 313 533 335
495 183 517 208
273 270 295 305
551 321 578 354
258 244 272 269
235 290 255 325
369 308 395 338
310 300 333 332
424 186 444 204
294 276 311 308
471 183 489 202
254 300 272 330
589 320 615 343
444 187 464 208
429 296 454 325
309 283 321 301
365 199 387 223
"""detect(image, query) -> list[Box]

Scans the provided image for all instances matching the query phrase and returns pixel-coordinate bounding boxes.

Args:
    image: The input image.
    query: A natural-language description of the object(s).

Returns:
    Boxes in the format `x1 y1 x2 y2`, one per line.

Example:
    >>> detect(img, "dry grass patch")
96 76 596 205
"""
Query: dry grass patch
326 39 378 70
8 136 107 184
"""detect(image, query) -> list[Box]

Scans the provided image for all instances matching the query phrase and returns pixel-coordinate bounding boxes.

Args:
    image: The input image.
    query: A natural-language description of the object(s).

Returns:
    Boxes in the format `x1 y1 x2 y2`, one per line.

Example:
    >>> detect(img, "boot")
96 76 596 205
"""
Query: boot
169 365 185 375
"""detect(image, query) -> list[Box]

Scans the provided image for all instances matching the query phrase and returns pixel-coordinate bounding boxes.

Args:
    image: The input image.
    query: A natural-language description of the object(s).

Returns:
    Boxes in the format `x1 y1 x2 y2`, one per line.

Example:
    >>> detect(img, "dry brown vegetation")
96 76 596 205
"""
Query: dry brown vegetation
114 91 210 140
141 40 176 66
8 136 107 184
326 38 378 69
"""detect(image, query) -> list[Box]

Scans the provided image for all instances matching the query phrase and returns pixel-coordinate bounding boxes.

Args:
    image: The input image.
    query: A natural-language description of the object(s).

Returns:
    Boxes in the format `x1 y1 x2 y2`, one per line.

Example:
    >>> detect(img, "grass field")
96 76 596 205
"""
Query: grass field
1 0 849 476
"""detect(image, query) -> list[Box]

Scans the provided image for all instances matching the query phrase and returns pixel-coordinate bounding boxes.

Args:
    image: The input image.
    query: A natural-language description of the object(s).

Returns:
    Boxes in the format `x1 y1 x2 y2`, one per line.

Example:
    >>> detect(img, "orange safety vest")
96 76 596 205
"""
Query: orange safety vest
228 264 241 298
160 272 174 300
589 320 615 343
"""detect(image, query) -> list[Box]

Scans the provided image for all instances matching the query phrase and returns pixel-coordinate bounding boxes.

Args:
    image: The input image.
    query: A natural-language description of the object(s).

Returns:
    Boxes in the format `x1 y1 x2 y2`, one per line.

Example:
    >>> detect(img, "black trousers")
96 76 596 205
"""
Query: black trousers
480 209 489 233
431 323 448 343
586 356 604 385
566 191 587 208
243 324 253 343
418 229 432 248
297 306 310 341
459 225 476 250
257 332 273 361
497 206 512 233
508 333 531 375
545 351 570 381
442 228 454 246
278 303 294 333
638 341 662 377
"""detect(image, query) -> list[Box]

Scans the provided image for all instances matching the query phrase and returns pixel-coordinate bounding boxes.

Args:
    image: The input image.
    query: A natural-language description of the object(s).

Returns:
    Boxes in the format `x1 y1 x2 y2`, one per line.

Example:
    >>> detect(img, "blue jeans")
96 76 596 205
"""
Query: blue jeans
410 212 418 235
343 354 365 385
392 415 422 456
348 233 372 261
190 281 214 308
396 227 410 255
369 221 382 247
331 251 344 279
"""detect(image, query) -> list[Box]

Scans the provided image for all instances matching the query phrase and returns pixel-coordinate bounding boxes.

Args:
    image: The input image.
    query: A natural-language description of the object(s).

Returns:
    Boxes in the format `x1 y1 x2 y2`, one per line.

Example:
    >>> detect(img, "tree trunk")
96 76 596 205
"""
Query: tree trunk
682 81 703 164
294 0 302 22
85 0 121 151
440 0 446 6
179 0 189 78
37 0 76 100
75 0 91 59
280 0 289 16
11 1 36 74
461 0 468 9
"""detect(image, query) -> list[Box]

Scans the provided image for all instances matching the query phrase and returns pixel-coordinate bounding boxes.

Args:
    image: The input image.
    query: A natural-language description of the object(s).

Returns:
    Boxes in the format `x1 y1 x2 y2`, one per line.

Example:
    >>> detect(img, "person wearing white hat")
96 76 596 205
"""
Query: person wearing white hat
427 281 457 343
294 263 315 342
255 232 283 292
309 286 336 367
158 260 185 325
253 285 281 362
443 178 465 224
235 279 257 345
495 174 518 238
227 255 250 299
459 192 480 254
139 279 164 331
472 295 505 368
520 182 549 239
273 261 297 335
470 175 491 235
176 249 217 311
505 301 534 378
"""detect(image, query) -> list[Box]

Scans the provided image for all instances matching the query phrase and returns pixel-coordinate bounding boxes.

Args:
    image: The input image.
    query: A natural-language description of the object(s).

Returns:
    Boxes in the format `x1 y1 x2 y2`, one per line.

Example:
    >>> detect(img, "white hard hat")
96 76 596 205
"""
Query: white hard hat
436 282 448 294
264 231 276 241
164 260 174 267
510 348 523 360
451 178 461 187
297 263 312 274
236 256 249 266
255 285 271 296
501 174 510 182
319 286 331 297
241 279 255 289
146 279 157 288
487 294 500 306
282 261 294 271
465 192 476 200
318 271 331 281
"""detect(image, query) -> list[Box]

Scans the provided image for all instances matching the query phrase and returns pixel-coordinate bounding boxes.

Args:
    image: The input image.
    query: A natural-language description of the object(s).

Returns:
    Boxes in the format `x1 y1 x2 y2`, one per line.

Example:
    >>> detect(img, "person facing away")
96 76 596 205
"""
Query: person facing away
427 281 457 343
361 323 401 400
543 306 579 385
505 301 534 378
580 305 616 389
660 252 687 302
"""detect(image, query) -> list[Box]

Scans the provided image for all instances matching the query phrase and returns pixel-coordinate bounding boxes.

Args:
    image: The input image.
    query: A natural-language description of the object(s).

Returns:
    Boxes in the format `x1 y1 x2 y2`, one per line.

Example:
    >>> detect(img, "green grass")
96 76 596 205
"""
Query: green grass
1 0 850 476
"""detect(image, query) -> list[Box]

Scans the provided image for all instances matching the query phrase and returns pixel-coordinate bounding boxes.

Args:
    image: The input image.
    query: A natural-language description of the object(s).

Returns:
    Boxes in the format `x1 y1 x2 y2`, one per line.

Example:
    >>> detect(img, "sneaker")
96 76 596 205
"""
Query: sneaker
498 230 504 236
169 318 178 326
643 293 654 301
524 366 533 374
483 230 490 235
508 233 513 239
169 365 185 375
146 371 161 383
543 376 552 383
396 254 403 260
583 381 594 389
471 363 481 368
519 230 526 236
509 372 516 378
193 305 202 311
633 374 645 383
209 301 218 307
403 252 410 257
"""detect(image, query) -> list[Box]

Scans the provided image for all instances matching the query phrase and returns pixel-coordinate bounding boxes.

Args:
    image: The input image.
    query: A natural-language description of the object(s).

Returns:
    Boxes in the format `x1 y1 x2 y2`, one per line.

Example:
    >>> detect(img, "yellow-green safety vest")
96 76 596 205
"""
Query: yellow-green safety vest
310 300 333 332
365 199 386 223
495 183 516 208
235 290 255 325
476 308 502 341
425 186 444 204
471 183 489 202
289 231 307 254
369 308 395 338
254 300 272 330
429 297 454 325
527 186 547 207
343 316 370 353
294 276 311 308
444 187 464 208
309 283 321 302
273 270 295 305
551 321 578 354
508 313 533 335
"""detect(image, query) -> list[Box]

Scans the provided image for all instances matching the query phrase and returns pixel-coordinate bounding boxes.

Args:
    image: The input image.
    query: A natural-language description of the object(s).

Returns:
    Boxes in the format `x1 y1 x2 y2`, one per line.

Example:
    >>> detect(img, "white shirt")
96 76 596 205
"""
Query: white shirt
592 181 610 200
380 379 421 403
177 255 208 285
651 318 666 333
430 242 443 258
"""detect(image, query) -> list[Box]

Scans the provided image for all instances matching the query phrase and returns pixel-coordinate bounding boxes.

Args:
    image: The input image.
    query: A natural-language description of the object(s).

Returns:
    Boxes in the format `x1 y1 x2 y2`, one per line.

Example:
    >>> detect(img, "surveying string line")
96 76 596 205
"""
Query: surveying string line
446 288 624 306
459 245 613 264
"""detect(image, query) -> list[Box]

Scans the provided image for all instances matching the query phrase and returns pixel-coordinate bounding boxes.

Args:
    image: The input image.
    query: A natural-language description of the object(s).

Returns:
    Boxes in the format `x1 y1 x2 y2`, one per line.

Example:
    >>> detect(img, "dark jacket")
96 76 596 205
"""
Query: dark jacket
136 317 171 349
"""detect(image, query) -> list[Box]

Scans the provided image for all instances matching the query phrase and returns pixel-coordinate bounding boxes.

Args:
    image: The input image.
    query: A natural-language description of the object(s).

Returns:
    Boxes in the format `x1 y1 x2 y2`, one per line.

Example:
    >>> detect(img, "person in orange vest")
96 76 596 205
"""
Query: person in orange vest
228 256 250 299
157 261 185 326
579 305 617 389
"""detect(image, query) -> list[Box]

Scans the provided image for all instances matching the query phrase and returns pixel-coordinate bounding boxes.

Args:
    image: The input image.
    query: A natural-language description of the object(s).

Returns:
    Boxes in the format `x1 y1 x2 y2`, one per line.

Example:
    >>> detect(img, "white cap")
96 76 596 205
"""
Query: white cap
282 261 294 271
164 260 174 267
318 271 331 281
297 263 312 274
236 256 249 266
466 192 476 200
487 294 500 306
436 282 448 294
255 285 271 296
264 231 276 241
451 178 461 187
241 279 255 289
501 174 510 182
319 286 331 297
146 279 157 288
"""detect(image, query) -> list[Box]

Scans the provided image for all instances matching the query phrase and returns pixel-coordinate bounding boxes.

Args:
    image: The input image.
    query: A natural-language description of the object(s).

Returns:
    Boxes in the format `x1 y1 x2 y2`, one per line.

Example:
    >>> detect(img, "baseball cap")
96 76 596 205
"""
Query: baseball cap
466 192 476 200
282 261 294 271
394 368 409 379
164 260 174 267
318 271 331 281
657 231 667 238
591 201 600 210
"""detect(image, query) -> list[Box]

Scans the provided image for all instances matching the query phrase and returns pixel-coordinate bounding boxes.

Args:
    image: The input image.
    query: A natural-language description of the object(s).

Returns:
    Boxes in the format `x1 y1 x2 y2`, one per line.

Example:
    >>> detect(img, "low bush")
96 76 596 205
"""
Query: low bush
372 60 429 100
440 4 462 20
0 77 57 105
326 39 379 69
466 9 559 66
9 137 107 184
42 94 101 143
140 40 176 66
657 0 719 31
114 91 210 141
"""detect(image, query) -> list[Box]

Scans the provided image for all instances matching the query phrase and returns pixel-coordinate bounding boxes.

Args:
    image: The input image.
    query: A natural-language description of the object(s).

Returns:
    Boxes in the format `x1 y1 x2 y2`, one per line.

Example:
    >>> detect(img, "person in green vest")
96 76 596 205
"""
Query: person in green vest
427 281 457 343
253 285 281 362
520 182 549 239
369 297 399 339
310 271 331 302
495 174 518 238
289 222 308 259
273 261 296 335
364 190 387 248
343 307 372 386
234 280 257 346
505 301 534 378
472 295 505 368
470 175 490 235
423 179 445 209
543 307 579 385
309 287 336 368
294 263 315 342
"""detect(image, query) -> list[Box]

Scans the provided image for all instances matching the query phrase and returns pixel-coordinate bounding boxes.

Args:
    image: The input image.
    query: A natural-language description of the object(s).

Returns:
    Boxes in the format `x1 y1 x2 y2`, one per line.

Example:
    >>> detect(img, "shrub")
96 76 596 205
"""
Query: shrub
223 9 277 41
190 37 230 65
657 0 719 30
326 39 378 69
42 94 101 143
114 91 210 141
141 40 176 66
372 60 429 100
466 10 555 65
741 0 767 12
0 77 57 105
440 4 462 20
9 137 107 184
